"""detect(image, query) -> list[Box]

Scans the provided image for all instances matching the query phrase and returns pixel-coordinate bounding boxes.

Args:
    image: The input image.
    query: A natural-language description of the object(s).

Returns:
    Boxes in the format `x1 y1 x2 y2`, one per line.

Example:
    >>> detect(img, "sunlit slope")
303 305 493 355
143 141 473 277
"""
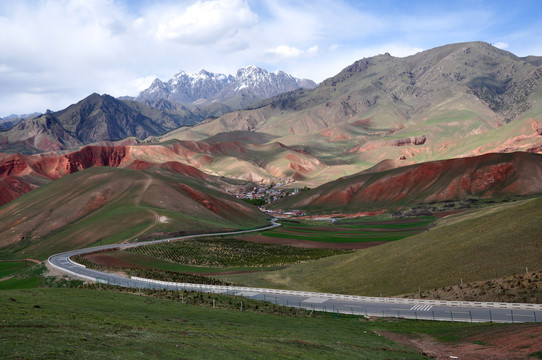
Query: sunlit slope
226 197 542 296
0 167 267 260
272 152 542 212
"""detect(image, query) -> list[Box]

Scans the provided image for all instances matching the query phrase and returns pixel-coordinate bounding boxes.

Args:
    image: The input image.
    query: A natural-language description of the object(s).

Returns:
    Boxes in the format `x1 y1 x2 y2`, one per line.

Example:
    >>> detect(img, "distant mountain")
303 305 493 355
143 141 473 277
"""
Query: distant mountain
0 112 41 131
136 66 317 113
0 93 202 153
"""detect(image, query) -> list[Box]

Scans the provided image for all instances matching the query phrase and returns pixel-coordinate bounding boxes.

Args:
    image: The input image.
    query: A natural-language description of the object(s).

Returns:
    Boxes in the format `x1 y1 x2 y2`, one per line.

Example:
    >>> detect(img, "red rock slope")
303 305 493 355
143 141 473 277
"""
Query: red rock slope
274 152 542 211
0 145 210 206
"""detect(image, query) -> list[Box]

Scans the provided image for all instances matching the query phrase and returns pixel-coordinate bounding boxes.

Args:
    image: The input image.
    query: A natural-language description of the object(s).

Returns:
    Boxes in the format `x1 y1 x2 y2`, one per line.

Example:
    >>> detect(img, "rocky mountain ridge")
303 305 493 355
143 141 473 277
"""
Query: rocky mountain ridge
0 93 202 154
136 65 317 110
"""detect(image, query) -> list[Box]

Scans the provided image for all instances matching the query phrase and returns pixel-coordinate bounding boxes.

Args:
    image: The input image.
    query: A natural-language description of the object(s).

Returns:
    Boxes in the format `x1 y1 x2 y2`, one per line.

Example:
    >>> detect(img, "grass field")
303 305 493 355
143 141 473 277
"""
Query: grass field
2 287 536 360
257 216 434 243
0 261 44 290
81 251 285 274
0 261 29 279
222 197 542 300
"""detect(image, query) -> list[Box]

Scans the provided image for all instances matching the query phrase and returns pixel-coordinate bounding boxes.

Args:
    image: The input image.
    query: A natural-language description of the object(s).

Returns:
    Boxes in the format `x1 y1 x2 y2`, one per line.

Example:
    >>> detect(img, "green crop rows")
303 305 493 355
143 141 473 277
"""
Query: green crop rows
260 216 434 243
125 237 350 268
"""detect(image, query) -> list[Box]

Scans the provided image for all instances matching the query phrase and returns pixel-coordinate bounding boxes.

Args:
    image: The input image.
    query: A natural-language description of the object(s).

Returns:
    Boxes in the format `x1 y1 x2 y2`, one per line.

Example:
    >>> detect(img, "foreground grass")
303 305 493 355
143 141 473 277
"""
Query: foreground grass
0 288 427 360
2 287 535 360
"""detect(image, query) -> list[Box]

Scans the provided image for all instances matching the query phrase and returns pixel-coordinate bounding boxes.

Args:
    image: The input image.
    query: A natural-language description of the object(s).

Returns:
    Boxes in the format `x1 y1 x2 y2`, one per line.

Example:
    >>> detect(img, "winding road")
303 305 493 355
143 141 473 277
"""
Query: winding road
48 219 542 323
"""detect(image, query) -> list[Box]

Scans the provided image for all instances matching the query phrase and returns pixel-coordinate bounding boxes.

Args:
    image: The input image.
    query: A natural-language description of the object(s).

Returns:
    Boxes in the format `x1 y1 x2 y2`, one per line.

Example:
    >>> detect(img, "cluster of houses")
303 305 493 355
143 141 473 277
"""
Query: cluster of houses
234 180 299 204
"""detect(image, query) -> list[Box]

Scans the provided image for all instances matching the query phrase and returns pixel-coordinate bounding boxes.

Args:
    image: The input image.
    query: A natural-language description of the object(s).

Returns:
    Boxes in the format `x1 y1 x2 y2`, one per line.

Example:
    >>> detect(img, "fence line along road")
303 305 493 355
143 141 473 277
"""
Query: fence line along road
48 219 542 323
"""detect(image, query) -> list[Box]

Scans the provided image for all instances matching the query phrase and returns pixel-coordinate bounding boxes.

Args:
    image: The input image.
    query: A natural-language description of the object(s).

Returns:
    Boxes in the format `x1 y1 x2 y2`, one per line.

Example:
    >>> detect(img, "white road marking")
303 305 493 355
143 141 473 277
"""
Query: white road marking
303 297 328 304
236 291 260 297
410 304 433 311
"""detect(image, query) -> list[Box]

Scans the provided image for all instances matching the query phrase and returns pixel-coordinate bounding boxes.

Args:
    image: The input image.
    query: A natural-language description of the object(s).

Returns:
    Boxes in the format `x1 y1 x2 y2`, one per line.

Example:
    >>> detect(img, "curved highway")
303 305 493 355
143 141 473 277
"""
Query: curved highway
48 219 542 323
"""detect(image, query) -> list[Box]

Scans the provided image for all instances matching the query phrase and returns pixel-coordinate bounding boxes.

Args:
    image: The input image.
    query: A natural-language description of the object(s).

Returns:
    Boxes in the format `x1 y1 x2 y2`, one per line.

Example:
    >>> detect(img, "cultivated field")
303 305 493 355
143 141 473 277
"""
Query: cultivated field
254 216 434 247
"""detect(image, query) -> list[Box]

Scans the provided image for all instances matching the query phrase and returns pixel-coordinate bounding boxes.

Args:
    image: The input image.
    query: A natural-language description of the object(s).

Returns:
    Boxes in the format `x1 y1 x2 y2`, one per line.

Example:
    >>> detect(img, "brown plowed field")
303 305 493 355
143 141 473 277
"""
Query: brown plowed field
84 253 147 269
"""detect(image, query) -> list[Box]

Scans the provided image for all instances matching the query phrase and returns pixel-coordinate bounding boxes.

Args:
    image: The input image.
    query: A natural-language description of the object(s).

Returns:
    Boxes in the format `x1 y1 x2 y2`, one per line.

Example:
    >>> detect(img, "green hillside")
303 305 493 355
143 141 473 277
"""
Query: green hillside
0 167 267 260
225 197 542 297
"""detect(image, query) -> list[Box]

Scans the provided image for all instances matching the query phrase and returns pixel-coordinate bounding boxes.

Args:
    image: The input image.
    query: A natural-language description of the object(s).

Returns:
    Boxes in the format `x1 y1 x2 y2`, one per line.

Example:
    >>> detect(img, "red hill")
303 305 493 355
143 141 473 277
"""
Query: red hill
0 145 210 206
274 152 542 212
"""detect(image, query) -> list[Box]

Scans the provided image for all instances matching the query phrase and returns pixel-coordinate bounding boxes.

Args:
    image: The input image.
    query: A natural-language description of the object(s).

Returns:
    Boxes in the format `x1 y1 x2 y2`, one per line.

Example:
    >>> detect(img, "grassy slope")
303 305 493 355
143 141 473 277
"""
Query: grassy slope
0 288 427 360
224 197 542 297
0 167 267 260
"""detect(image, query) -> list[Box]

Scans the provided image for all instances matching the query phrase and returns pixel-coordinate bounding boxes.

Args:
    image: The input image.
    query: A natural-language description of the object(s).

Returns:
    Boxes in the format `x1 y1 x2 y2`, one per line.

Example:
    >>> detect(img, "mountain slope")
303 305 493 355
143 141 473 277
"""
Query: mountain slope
171 42 542 183
0 167 267 259
0 144 231 206
272 152 542 212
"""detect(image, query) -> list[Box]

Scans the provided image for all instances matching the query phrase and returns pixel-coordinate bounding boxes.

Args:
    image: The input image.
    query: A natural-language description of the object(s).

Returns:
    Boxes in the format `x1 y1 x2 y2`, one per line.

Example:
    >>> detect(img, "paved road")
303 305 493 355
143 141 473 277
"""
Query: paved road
48 220 542 323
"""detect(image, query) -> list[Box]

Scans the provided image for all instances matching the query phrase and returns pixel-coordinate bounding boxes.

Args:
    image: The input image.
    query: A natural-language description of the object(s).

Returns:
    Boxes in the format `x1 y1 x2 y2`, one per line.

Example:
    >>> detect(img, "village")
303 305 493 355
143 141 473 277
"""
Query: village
231 178 306 216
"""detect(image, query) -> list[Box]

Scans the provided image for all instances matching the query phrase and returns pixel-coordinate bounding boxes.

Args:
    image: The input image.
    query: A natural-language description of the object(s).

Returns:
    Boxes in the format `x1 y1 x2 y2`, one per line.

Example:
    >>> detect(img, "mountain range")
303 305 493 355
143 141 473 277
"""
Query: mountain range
168 41 542 185
136 66 317 112
1 41 542 211
0 67 316 154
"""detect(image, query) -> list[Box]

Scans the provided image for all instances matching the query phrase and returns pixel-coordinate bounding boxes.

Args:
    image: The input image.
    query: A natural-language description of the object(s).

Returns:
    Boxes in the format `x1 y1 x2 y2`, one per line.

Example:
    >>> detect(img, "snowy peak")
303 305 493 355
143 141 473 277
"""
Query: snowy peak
136 66 316 109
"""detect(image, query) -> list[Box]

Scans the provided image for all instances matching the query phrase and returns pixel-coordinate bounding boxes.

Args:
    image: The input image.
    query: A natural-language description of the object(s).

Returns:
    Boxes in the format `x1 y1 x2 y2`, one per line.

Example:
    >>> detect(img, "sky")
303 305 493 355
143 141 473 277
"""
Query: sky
1 0 542 117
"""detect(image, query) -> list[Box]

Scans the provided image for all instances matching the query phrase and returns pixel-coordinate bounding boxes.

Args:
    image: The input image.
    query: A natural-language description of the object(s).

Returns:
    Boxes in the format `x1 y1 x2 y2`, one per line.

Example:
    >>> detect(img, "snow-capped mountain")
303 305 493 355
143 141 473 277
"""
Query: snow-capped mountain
136 66 316 108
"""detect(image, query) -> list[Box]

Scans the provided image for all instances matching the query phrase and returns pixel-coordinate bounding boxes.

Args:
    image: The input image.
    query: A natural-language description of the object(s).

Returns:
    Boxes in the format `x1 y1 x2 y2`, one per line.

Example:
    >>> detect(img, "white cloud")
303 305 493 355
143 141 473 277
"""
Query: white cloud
0 0 540 116
494 42 509 50
267 45 318 59
155 0 258 44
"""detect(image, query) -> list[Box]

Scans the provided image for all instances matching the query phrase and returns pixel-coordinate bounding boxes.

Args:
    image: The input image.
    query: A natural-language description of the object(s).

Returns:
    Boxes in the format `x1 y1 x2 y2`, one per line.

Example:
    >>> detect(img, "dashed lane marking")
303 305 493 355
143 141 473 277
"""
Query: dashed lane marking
410 304 433 311
303 297 328 304
236 291 260 297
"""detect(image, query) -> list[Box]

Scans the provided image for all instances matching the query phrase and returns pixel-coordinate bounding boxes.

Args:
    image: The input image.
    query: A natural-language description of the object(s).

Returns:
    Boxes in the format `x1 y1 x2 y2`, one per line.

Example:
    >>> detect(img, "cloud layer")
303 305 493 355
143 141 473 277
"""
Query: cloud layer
0 0 541 116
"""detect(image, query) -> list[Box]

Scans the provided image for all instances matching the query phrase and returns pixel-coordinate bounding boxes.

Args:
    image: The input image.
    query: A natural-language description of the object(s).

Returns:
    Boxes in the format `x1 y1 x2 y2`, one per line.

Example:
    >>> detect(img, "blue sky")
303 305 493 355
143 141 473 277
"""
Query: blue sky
1 0 541 116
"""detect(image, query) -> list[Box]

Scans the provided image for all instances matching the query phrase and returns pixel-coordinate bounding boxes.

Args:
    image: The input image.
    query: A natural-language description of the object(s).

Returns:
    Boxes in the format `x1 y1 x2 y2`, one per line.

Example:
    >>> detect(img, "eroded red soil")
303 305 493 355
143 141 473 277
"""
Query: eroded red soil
0 145 209 205
378 324 542 360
